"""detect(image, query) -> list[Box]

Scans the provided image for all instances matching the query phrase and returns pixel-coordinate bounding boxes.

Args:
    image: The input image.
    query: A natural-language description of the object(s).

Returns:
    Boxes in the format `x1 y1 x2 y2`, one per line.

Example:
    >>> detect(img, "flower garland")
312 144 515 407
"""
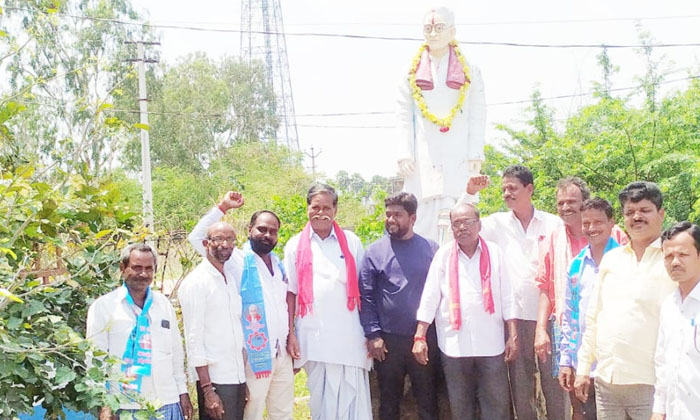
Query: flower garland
408 41 470 133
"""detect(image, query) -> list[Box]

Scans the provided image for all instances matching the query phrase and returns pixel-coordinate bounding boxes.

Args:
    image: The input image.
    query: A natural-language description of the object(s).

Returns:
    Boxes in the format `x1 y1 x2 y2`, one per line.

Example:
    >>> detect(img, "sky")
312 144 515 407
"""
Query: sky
131 0 700 180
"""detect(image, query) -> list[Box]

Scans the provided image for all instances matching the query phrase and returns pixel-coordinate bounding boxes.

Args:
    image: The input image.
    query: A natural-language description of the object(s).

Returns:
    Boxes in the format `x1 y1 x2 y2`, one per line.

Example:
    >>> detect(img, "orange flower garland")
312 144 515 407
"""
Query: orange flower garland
408 41 471 132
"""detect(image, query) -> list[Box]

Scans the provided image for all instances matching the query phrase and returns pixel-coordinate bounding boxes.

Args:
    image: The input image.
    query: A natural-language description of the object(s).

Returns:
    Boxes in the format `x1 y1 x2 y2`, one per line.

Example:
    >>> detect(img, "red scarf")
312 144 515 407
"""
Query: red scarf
448 237 494 330
295 221 360 317
415 44 469 91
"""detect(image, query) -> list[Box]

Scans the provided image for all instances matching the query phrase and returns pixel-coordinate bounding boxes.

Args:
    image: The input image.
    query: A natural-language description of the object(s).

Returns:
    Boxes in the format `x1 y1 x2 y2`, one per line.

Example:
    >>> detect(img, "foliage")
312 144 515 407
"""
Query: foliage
488 50 700 225
0 128 141 417
117 53 279 173
2 0 151 177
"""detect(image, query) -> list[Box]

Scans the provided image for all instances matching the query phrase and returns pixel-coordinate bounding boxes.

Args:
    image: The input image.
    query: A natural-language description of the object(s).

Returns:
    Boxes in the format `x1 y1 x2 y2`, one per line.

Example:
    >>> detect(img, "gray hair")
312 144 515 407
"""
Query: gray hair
120 243 158 270
450 202 480 220
557 176 591 201
306 183 338 206
424 6 455 27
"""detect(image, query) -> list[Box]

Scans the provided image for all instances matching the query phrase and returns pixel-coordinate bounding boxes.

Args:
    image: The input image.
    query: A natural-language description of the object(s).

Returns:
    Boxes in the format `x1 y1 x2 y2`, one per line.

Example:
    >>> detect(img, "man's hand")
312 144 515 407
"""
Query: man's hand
398 159 415 178
286 333 301 360
574 375 591 403
367 337 388 362
98 406 116 420
218 191 244 213
412 339 429 365
203 388 225 420
179 393 194 420
650 413 666 420
534 326 551 362
466 175 490 195
245 384 250 404
504 334 518 363
558 366 575 391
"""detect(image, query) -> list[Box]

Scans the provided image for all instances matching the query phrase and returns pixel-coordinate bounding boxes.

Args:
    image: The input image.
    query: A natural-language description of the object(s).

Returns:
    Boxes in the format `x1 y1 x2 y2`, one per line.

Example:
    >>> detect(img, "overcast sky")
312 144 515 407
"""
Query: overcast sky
131 0 700 180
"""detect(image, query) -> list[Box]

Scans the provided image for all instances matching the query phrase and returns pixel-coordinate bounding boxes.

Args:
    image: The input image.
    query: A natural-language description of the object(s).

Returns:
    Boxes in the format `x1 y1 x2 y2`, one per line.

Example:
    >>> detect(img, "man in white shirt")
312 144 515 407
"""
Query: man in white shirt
179 202 247 420
652 221 700 420
87 243 193 420
413 203 518 419
464 166 563 420
186 192 293 420
284 183 372 420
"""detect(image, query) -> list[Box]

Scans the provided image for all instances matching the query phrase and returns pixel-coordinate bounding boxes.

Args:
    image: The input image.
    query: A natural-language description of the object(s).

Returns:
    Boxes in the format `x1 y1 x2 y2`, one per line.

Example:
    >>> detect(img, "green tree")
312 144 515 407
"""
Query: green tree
118 53 278 173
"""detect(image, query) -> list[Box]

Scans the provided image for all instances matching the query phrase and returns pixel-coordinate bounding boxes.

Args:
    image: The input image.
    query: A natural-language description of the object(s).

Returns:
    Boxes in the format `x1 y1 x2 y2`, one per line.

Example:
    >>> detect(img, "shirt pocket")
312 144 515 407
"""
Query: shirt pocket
150 316 174 355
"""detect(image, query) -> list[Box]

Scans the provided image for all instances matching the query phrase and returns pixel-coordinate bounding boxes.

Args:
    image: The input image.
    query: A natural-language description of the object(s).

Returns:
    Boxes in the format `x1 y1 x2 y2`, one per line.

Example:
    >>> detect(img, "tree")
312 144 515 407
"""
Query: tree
3 0 151 177
118 53 279 173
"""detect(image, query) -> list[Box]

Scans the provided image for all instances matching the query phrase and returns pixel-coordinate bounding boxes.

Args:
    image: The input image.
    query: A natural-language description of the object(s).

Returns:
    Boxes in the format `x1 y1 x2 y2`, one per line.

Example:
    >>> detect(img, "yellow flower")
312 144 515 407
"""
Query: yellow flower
408 42 471 130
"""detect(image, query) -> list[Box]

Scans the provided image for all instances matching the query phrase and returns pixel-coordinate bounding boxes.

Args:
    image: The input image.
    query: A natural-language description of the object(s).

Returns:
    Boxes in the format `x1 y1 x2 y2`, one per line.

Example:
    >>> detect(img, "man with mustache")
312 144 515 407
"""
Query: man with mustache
534 178 627 420
87 243 193 420
284 183 372 420
180 196 247 420
413 203 518 420
557 198 625 420
184 192 294 420
463 166 563 420
652 221 700 420
573 181 675 420
358 192 440 420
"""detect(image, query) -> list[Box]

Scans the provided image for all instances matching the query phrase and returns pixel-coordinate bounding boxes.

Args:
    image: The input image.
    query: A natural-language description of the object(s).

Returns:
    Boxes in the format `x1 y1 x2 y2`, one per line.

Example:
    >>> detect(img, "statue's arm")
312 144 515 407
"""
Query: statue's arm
396 74 415 168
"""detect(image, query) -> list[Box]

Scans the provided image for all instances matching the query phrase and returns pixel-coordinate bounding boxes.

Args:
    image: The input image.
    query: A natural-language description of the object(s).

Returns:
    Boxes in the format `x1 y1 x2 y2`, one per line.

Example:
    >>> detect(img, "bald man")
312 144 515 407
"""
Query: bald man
179 193 248 420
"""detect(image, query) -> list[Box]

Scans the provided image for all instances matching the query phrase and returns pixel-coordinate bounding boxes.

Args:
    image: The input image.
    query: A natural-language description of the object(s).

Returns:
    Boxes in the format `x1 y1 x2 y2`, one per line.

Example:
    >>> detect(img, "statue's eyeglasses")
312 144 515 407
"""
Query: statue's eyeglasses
423 23 450 34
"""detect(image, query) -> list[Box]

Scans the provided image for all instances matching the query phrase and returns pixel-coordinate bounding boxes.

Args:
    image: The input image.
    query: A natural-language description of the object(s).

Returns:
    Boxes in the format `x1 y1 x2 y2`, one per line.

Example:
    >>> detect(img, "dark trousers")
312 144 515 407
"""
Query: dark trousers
375 332 439 420
441 352 510 420
508 319 566 420
196 381 246 420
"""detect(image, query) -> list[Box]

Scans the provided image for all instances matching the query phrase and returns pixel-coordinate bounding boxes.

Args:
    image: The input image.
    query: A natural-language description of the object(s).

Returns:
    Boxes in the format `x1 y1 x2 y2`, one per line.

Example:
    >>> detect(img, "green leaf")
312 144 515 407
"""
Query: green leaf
95 229 112 239
0 288 23 303
0 247 17 260
133 123 150 131
97 103 114 114
55 366 76 385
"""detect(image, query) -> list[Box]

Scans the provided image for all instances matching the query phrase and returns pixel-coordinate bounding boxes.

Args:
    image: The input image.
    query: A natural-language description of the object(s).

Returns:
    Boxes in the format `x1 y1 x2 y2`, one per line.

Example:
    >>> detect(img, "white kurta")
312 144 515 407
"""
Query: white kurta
284 228 372 420
397 48 486 242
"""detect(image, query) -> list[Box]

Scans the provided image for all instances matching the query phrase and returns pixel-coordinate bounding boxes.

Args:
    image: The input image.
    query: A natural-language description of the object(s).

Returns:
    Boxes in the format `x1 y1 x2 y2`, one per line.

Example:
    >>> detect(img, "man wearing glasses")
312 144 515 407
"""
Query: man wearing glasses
397 6 486 244
652 221 700 420
179 193 247 420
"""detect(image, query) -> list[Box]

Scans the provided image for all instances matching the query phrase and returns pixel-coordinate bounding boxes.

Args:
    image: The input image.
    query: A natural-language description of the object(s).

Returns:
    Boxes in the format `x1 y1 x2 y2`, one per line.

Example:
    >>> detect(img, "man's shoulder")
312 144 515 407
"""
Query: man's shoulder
91 287 123 308
284 232 303 253
598 246 627 270
365 235 391 253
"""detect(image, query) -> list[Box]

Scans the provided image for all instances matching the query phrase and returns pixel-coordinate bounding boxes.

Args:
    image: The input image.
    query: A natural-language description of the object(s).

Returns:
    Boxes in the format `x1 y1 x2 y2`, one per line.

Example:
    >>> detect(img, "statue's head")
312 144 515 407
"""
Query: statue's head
422 7 456 52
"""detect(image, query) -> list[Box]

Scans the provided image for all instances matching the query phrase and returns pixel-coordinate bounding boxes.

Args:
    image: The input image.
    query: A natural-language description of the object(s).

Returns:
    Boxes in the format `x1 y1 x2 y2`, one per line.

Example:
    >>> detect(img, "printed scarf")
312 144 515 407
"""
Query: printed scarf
121 284 153 393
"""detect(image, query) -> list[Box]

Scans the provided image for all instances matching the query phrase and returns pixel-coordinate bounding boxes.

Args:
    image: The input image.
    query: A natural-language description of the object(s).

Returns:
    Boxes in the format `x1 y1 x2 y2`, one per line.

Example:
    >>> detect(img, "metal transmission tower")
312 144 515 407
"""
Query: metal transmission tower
240 0 300 151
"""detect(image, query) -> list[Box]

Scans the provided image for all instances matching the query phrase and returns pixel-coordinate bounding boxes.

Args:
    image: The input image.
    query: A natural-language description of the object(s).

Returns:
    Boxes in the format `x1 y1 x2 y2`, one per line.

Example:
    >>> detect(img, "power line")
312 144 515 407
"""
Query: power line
6 7 700 49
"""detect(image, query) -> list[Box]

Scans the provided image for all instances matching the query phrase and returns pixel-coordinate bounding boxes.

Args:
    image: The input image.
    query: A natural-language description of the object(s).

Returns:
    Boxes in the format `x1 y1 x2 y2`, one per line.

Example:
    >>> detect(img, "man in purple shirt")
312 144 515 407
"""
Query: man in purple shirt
359 192 440 420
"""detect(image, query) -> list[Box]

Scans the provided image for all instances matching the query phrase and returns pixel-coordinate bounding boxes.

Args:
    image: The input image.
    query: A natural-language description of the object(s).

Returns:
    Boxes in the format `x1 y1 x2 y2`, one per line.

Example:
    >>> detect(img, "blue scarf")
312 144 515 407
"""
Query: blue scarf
240 242 285 378
121 284 153 394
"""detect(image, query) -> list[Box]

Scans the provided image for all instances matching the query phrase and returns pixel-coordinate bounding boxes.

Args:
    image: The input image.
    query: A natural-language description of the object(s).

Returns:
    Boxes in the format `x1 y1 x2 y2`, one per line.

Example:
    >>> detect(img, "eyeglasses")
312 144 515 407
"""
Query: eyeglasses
208 236 236 245
423 23 450 34
451 218 479 230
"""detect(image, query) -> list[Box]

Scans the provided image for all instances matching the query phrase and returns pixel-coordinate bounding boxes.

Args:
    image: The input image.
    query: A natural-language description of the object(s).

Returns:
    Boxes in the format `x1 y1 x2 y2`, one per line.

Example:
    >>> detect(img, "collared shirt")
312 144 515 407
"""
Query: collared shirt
652 283 700 420
537 225 627 322
416 240 516 358
86 287 187 409
178 257 246 384
459 195 562 321
188 207 289 355
559 237 620 370
576 238 676 385
359 234 439 339
284 227 371 370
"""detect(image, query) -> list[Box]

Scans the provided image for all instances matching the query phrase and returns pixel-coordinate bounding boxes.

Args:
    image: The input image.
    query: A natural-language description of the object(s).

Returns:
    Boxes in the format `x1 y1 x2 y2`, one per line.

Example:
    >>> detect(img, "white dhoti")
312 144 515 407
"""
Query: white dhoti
305 361 372 420
413 195 456 245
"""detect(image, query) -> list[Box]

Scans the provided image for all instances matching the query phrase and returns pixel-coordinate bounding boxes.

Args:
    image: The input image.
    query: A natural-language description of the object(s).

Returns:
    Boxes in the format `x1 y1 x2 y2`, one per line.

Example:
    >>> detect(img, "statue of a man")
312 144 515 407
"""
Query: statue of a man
396 6 486 243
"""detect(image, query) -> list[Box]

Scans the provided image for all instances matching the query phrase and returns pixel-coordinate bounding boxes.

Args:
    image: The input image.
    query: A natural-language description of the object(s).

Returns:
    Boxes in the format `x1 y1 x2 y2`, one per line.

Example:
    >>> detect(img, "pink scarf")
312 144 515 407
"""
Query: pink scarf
295 221 360 317
415 44 468 91
448 237 494 330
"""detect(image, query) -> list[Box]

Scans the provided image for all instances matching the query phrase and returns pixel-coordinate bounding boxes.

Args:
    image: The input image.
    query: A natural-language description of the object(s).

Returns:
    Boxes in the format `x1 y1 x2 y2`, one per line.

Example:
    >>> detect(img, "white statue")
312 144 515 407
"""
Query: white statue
396 6 486 243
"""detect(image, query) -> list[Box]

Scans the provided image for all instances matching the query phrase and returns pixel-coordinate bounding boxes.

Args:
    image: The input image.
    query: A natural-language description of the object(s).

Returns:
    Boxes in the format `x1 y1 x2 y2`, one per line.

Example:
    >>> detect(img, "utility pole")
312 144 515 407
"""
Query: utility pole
304 146 321 180
126 41 159 233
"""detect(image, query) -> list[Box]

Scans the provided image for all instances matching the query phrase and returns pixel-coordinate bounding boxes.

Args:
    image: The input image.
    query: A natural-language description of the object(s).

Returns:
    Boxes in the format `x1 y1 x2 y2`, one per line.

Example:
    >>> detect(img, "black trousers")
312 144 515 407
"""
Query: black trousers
375 331 440 420
196 381 246 420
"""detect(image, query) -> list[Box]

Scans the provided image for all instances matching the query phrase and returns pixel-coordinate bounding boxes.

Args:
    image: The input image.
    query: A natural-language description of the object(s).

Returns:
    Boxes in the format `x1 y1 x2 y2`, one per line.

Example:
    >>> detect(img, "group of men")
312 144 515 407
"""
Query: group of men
86 164 700 420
